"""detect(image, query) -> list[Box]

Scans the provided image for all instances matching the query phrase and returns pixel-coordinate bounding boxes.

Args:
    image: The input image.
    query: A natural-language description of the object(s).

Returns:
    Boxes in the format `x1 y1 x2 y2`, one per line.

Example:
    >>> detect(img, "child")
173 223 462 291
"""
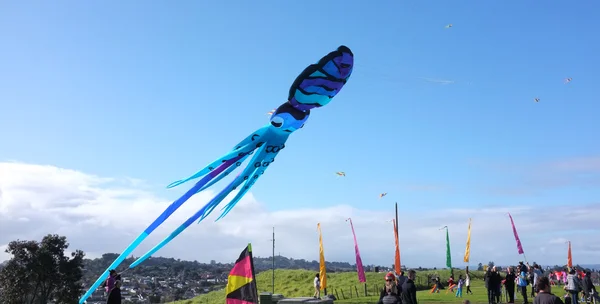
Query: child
456 275 465 298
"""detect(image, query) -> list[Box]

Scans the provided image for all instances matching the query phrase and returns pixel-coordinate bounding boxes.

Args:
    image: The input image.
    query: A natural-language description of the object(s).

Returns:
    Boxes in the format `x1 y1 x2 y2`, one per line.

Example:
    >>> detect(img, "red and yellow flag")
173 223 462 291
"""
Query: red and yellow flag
226 244 258 304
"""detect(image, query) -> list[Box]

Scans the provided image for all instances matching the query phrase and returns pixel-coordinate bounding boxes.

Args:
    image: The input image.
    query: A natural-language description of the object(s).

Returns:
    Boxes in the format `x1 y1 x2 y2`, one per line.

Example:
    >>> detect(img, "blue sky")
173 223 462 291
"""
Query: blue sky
1 0 599 218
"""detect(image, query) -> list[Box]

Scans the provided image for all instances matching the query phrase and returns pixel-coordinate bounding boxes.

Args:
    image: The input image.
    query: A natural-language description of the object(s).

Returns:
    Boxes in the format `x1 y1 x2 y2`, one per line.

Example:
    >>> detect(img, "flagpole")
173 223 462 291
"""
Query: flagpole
395 202 399 272
272 227 275 294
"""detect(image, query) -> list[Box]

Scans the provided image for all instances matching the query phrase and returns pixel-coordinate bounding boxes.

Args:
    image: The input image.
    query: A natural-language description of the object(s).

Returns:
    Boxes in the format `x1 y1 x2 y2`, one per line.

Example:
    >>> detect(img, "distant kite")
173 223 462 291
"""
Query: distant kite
534 98 540 102
336 171 346 177
445 24 453 28
267 108 276 115
564 78 572 84
379 193 388 198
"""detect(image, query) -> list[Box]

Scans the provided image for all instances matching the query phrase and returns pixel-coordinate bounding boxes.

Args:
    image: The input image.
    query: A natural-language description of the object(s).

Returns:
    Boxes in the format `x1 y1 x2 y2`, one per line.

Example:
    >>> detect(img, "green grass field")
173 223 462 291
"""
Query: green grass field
168 268 573 304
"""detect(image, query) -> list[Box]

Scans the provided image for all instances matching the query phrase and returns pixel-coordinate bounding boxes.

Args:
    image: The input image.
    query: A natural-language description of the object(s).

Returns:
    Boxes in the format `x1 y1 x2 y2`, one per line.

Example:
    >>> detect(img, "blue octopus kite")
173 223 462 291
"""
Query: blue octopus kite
80 45 354 303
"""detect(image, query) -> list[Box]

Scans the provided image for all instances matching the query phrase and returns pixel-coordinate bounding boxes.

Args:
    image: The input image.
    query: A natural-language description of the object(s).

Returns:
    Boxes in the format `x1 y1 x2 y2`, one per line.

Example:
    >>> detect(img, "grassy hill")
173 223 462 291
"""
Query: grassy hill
171 269 492 304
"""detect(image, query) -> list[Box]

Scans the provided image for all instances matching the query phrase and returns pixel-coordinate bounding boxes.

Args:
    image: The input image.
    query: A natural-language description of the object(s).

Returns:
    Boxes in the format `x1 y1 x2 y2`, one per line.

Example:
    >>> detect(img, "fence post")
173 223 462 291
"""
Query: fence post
354 286 359 298
340 289 345 300
335 289 339 300
364 283 368 297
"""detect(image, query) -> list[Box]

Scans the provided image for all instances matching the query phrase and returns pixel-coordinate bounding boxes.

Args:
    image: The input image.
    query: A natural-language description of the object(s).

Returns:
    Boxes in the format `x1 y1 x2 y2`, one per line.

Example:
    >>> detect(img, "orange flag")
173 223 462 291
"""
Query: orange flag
393 219 401 275
567 241 573 268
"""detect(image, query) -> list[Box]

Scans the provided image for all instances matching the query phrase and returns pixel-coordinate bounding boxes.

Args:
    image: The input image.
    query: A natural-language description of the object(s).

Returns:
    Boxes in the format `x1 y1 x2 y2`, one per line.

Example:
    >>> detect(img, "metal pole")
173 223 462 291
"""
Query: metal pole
395 202 399 272
272 227 275 294
395 202 399 237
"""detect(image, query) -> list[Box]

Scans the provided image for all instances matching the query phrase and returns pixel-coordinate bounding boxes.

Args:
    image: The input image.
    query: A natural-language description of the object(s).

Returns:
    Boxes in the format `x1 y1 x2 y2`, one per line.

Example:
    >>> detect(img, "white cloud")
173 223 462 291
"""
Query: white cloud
1 162 599 268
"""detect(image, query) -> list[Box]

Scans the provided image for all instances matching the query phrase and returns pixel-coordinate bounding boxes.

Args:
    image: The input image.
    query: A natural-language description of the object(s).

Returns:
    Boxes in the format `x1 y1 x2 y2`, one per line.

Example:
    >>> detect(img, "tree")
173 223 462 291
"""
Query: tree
477 263 484 271
0 234 85 304
488 261 495 268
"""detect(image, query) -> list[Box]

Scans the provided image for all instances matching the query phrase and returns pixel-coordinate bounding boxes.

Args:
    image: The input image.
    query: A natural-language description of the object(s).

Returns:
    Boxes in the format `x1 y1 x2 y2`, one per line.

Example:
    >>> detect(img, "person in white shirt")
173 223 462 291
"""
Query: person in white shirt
313 273 321 298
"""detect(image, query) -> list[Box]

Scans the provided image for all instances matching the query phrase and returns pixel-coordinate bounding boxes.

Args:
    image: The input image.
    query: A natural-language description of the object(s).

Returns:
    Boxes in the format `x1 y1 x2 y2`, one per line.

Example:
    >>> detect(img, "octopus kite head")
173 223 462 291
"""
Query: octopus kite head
288 45 354 112
269 102 310 134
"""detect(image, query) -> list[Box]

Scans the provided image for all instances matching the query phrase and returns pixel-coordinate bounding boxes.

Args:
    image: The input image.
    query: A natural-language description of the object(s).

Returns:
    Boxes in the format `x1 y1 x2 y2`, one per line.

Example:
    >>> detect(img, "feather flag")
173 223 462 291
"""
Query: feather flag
508 213 525 254
317 223 327 290
346 218 366 282
463 218 471 263
567 241 573 268
440 226 452 269
392 219 401 275
226 244 258 304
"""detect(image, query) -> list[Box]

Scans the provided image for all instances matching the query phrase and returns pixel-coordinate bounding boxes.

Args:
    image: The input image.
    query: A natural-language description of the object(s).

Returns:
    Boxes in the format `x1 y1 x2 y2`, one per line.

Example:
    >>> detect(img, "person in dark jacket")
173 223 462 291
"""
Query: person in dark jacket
397 270 407 291
505 266 516 304
485 268 495 304
106 274 122 304
534 277 564 304
401 270 418 304
492 267 502 304
379 272 401 304
582 271 600 303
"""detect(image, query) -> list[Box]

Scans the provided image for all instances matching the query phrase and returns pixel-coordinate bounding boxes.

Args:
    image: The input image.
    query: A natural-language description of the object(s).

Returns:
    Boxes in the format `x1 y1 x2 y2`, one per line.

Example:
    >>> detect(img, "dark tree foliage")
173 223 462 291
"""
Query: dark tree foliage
477 262 484 271
0 234 85 304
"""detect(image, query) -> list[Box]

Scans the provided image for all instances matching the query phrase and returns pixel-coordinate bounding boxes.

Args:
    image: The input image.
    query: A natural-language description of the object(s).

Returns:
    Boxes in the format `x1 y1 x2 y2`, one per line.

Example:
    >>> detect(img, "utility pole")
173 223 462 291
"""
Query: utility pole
272 227 275 294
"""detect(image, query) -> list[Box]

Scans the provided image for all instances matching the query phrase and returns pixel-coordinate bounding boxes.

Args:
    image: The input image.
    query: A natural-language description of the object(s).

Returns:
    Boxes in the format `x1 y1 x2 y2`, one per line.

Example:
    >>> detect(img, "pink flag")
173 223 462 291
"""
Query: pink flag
508 213 524 254
347 218 366 282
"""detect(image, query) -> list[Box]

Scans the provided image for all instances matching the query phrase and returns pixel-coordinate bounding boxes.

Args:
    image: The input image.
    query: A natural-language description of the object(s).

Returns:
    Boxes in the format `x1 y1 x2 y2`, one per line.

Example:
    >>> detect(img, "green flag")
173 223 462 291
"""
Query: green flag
445 228 452 269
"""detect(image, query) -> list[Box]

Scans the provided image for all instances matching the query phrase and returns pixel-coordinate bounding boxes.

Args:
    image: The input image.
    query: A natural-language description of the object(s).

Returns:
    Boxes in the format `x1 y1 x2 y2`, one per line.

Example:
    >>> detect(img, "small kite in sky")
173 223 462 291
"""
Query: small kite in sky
445 24 453 28
564 78 572 84
379 193 388 198
336 171 346 177
267 109 276 116
534 98 540 102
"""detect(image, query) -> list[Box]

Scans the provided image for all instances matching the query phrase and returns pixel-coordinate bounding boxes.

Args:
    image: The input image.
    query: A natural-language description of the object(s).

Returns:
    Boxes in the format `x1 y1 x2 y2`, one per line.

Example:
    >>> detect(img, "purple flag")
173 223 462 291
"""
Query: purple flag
347 218 366 282
508 213 524 254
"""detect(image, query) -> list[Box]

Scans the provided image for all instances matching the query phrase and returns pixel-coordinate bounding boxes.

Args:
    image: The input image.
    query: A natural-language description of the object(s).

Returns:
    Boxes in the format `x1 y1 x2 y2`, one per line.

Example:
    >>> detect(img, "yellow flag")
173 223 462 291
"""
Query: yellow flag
463 218 471 263
317 223 327 290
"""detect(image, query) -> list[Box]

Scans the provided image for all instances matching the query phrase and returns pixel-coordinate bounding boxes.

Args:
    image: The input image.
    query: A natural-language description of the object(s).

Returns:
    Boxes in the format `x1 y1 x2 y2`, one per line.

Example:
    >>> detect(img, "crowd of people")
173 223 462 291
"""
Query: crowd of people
480 262 599 304
373 262 599 304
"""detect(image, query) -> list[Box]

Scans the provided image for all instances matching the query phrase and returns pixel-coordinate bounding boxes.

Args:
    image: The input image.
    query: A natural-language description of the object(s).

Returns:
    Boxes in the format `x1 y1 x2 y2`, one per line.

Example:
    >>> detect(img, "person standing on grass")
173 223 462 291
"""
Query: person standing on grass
518 264 530 304
492 266 502 304
397 270 407 292
565 269 580 304
582 270 600 303
401 270 418 304
534 277 564 304
106 274 122 304
313 273 320 299
379 272 400 304
465 267 473 295
456 275 465 298
531 263 544 297
505 266 517 304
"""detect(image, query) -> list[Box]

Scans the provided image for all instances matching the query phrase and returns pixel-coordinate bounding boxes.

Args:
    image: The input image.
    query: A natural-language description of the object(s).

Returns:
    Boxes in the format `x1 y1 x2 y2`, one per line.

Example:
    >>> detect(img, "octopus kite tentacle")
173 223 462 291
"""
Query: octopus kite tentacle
166 126 270 189
79 45 353 304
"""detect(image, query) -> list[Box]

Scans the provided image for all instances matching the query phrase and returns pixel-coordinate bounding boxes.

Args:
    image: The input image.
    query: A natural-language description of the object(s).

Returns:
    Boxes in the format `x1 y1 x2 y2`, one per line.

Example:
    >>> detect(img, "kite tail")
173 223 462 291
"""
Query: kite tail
196 153 251 193
215 135 289 221
78 153 246 304
128 143 277 267
166 126 269 189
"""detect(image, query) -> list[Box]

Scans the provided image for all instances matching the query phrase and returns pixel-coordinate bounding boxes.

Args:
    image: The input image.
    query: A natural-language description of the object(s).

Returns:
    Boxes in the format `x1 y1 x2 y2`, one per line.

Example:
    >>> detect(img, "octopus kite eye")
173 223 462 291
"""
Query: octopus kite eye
270 116 284 128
